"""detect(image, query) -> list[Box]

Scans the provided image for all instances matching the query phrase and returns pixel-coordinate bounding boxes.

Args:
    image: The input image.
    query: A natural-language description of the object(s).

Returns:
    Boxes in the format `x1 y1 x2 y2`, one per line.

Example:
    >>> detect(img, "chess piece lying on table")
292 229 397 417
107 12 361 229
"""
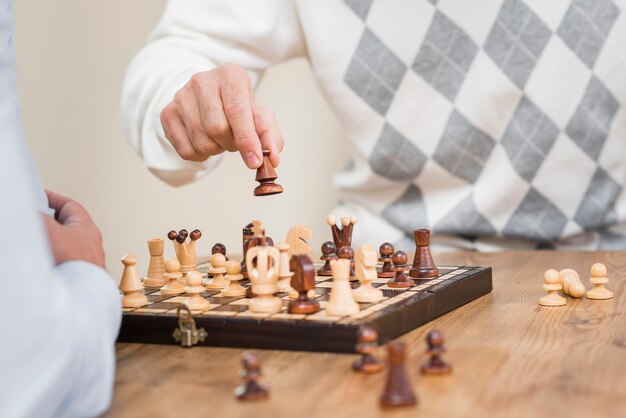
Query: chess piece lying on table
353 245 384 303
352 325 383 374
206 253 228 290
559 268 585 298
253 149 283 196
409 229 438 279
143 238 167 288
161 258 185 295
317 241 336 276
120 255 148 308
586 263 613 300
538 269 566 307
234 352 269 401
184 271 210 311
288 254 320 314
377 242 395 278
420 330 452 375
388 251 413 288
221 260 246 297
380 341 417 408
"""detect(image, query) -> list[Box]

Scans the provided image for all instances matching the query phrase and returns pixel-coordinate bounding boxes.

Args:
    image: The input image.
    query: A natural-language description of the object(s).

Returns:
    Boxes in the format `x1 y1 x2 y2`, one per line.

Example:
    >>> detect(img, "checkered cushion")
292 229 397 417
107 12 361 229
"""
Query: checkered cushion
339 0 625 249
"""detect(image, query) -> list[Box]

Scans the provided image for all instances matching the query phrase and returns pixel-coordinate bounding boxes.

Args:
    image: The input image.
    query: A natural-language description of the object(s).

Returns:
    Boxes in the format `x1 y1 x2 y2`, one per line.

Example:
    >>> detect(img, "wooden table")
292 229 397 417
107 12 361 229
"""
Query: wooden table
106 251 626 418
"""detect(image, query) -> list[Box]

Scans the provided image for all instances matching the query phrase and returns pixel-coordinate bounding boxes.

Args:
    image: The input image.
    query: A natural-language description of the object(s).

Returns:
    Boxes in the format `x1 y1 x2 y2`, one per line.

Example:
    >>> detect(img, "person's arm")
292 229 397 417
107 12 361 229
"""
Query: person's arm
121 0 306 186
0 4 120 415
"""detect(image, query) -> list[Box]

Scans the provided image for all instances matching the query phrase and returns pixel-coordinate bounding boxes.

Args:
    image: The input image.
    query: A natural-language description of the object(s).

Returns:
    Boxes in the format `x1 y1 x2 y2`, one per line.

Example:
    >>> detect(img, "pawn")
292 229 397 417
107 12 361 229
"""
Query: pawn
184 271 210 311
206 253 229 290
119 255 148 308
377 242 395 278
253 149 283 196
352 326 384 374
221 260 246 297
387 251 413 288
380 341 417 408
208 243 228 277
538 269 566 307
338 246 357 281
559 268 585 298
420 330 452 375
234 352 269 401
317 241 337 276
160 258 185 295
586 262 614 300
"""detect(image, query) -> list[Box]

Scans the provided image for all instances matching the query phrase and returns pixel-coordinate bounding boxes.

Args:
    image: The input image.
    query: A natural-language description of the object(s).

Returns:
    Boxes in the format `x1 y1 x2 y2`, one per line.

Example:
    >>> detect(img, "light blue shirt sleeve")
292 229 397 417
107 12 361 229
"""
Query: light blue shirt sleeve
0 1 122 417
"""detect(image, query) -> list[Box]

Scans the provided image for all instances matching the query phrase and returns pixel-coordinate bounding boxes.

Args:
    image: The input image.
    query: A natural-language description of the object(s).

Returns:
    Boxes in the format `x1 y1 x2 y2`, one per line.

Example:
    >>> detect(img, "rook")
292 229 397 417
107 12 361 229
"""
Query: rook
380 341 417 408
409 229 438 279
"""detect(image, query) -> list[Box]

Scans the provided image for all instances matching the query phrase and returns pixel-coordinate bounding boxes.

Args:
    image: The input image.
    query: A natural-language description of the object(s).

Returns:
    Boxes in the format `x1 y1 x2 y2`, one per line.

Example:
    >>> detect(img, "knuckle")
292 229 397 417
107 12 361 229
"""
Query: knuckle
205 118 230 139
189 73 208 96
160 105 177 127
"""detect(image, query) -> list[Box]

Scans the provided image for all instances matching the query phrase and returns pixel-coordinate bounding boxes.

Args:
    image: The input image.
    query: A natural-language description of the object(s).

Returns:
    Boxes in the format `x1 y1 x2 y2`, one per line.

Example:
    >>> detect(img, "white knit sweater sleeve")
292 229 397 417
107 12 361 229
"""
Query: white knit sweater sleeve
121 0 306 186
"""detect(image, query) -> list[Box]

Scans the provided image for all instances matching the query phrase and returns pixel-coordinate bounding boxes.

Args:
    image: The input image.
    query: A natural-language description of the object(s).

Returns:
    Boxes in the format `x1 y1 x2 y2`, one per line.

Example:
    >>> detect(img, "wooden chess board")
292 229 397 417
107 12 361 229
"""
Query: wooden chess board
117 263 492 353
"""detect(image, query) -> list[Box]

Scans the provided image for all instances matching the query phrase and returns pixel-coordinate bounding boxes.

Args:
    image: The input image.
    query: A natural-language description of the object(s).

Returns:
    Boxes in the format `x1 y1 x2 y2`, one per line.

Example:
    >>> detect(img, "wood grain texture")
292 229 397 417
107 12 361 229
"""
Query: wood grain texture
105 251 626 418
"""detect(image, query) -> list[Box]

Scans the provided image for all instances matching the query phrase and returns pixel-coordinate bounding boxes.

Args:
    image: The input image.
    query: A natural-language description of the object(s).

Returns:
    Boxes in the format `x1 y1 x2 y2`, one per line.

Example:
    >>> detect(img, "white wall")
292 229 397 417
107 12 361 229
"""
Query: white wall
15 0 349 279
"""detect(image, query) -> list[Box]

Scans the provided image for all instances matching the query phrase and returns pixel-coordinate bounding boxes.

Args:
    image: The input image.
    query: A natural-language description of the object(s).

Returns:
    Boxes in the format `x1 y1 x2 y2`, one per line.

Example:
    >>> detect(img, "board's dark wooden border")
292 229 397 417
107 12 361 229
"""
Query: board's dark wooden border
117 267 492 353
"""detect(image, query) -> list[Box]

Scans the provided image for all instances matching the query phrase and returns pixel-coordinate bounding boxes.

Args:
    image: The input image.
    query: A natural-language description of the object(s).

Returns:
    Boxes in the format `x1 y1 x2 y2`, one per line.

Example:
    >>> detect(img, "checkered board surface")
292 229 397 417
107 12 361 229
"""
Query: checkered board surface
118 263 492 352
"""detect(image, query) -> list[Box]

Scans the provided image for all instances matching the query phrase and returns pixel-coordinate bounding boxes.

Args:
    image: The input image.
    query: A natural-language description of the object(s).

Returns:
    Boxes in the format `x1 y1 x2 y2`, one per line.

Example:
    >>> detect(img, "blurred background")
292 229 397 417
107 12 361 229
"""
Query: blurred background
15 0 349 279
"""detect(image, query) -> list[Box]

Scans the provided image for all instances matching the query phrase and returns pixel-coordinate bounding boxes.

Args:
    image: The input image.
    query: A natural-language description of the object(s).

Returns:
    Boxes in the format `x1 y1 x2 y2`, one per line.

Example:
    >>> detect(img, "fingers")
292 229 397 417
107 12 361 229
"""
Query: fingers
46 190 91 225
46 190 74 212
254 102 284 167
220 67 262 169
161 103 205 162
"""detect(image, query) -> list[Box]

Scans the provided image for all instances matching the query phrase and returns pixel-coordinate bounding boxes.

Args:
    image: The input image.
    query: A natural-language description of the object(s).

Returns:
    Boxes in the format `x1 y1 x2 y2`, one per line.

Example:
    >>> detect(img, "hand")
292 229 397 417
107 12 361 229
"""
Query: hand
43 191 106 269
160 63 284 169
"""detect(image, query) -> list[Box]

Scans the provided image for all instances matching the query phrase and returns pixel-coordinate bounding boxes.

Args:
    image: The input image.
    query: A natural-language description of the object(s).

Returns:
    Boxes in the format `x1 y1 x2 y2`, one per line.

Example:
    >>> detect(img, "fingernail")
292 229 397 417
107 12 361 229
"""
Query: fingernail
244 151 260 168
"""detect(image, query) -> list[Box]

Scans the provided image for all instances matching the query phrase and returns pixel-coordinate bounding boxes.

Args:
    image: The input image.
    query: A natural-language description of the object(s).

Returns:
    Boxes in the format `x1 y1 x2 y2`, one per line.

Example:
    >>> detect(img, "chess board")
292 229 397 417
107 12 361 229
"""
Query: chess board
117 263 492 353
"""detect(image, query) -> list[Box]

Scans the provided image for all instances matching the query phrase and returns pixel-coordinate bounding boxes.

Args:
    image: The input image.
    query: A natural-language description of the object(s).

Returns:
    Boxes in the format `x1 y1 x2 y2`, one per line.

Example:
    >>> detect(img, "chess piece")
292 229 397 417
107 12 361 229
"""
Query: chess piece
241 221 274 278
253 149 283 196
409 229 439 279
380 341 417 408
208 243 228 277
143 238 167 288
326 259 360 316
276 242 295 294
184 271 210 311
338 246 356 281
119 255 148 308
234 352 269 401
352 325 384 374
221 260 246 297
388 251 413 288
377 242 395 278
538 269 566 307
288 254 320 314
586 262 614 300
285 224 313 257
168 228 201 277
353 245 384 303
317 241 337 276
160 258 185 295
326 214 358 249
559 268 585 298
247 246 282 313
420 330 452 375
206 253 228 290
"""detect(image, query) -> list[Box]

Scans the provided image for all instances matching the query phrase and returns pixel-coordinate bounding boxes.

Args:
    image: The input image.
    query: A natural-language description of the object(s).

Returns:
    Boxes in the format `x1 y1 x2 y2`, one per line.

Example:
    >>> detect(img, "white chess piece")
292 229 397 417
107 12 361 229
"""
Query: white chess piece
586 263 613 300
326 259 360 316
184 271 210 310
353 245 384 303
276 242 295 294
221 260 246 297
120 255 148 308
206 253 228 290
247 246 282 313
160 258 185 295
538 269 566 307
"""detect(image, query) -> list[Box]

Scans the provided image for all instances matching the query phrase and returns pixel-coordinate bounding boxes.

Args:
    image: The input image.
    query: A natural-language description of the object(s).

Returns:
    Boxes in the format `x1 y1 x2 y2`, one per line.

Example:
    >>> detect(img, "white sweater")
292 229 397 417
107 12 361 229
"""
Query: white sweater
123 0 626 251
1 2 121 416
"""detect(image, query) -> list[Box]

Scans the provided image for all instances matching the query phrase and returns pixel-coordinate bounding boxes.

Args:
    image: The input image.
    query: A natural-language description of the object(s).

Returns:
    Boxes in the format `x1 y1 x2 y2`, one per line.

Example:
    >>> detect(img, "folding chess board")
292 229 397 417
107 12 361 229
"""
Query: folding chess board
117 263 492 353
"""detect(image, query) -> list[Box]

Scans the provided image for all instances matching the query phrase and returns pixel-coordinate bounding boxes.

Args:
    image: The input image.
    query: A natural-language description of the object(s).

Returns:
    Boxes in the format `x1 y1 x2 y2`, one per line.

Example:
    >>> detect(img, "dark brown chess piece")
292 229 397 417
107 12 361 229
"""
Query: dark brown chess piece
317 241 337 276
352 326 384 374
234 352 269 401
327 215 358 249
288 255 320 314
208 243 228 278
338 246 357 282
387 251 413 288
409 229 439 279
420 330 452 375
253 149 283 196
380 341 417 408
377 242 395 278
